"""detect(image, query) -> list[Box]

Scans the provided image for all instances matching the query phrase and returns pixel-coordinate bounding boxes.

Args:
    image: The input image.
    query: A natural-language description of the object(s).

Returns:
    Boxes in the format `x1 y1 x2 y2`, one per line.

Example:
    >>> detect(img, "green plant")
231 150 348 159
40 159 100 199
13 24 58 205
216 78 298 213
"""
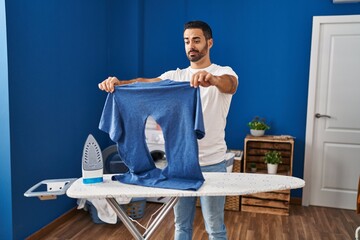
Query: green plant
248 116 270 130
263 150 282 165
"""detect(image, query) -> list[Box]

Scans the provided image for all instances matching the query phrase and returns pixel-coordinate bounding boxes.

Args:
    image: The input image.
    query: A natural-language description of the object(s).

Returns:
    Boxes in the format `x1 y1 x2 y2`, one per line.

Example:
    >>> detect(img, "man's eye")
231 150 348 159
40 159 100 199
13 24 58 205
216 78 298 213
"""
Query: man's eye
185 41 189 44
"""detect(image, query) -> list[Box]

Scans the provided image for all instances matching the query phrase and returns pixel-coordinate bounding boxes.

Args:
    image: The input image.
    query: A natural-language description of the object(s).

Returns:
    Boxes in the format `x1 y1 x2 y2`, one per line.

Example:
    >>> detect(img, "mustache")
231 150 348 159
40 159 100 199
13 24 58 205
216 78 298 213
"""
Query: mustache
188 49 199 54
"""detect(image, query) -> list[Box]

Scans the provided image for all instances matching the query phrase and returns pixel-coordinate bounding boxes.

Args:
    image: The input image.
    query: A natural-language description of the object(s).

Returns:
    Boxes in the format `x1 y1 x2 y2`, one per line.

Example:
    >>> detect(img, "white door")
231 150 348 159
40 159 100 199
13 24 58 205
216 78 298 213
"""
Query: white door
303 15 360 210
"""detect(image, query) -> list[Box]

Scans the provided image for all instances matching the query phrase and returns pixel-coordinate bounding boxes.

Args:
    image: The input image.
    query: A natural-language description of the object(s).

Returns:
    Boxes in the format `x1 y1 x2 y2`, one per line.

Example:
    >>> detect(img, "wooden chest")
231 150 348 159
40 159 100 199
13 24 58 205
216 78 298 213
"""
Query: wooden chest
242 135 294 215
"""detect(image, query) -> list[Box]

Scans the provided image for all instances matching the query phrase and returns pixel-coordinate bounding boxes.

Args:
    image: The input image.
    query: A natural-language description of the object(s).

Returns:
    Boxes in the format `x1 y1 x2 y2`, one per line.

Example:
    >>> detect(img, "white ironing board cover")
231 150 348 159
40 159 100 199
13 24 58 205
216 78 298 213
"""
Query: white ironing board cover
66 173 304 199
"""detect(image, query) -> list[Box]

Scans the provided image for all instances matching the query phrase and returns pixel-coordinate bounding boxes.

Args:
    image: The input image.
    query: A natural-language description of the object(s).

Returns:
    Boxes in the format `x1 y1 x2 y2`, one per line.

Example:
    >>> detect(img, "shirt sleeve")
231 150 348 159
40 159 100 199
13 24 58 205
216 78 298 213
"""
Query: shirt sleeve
221 66 238 81
98 93 123 143
194 88 205 139
158 70 177 80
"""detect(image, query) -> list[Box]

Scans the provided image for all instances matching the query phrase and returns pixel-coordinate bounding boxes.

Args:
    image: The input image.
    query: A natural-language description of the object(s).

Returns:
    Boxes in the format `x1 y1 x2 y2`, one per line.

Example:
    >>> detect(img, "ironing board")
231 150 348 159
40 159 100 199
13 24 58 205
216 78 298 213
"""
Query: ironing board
66 172 305 240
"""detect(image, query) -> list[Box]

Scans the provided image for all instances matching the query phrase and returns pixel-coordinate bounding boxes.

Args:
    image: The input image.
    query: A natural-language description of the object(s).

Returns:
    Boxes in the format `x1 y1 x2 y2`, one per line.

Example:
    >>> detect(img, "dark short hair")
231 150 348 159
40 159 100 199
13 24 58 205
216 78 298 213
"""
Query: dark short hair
184 21 213 40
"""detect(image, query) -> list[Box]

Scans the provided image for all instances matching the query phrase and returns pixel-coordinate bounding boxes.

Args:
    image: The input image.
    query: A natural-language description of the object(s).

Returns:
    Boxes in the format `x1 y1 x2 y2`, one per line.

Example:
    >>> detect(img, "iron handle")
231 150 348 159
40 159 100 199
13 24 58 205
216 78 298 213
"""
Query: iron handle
315 113 331 119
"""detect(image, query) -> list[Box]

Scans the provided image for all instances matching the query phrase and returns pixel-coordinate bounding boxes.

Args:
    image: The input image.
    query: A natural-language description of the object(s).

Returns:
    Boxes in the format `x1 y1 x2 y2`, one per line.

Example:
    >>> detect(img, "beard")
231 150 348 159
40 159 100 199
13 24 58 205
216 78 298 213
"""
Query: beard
187 43 208 62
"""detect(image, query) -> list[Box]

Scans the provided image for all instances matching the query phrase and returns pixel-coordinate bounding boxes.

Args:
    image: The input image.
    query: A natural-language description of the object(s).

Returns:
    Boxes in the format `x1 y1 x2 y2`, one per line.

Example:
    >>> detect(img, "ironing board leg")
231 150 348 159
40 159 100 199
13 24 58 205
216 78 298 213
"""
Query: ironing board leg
143 197 179 239
106 197 179 240
106 198 144 240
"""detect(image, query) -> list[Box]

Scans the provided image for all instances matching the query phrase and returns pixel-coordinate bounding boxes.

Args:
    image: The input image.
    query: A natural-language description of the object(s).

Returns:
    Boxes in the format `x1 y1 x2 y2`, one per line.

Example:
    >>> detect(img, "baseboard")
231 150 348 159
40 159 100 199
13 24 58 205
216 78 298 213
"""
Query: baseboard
26 207 77 240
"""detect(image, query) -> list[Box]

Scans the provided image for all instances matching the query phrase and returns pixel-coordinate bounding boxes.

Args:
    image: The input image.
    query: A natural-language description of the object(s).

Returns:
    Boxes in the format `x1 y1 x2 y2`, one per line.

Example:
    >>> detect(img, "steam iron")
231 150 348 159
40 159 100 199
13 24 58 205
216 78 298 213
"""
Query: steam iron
82 134 103 184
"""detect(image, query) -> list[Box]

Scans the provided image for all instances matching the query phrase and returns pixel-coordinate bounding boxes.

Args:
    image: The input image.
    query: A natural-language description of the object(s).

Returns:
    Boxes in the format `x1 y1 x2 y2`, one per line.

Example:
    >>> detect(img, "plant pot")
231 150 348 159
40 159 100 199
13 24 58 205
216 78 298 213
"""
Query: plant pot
267 163 278 174
250 129 265 137
250 168 257 173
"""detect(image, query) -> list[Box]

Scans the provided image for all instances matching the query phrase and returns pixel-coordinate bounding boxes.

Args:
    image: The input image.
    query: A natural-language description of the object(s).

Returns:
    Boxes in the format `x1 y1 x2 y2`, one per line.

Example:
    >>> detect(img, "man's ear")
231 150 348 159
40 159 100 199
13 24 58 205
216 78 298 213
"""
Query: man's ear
208 38 213 49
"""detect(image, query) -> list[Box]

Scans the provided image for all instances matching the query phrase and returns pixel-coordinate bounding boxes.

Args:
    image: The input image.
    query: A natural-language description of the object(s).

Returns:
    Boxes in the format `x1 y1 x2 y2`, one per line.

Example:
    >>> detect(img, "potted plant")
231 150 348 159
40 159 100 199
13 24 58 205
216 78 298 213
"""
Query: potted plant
263 150 282 174
248 116 270 137
249 162 257 173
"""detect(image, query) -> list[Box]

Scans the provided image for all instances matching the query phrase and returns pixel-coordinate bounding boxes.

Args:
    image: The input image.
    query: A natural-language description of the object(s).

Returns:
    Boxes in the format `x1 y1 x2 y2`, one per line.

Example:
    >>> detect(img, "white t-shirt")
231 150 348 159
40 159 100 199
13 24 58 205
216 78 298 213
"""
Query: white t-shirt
158 64 238 166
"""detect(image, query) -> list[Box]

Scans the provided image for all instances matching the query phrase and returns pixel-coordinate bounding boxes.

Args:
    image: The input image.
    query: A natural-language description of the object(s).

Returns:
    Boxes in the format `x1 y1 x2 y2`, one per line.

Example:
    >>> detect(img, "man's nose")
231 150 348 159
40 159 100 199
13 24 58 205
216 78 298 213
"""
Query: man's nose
189 41 196 49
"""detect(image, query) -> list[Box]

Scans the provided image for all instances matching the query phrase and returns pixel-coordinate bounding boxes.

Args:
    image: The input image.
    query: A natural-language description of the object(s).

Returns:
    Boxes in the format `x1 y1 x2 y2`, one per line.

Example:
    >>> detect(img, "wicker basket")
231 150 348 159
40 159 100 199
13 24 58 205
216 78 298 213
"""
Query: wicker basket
196 158 242 211
224 159 241 211
124 198 147 219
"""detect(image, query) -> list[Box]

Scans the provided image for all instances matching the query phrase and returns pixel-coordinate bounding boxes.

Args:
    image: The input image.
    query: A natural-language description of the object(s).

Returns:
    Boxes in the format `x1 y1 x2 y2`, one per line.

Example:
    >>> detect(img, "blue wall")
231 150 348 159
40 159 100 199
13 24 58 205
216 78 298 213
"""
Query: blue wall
4 1 110 239
107 0 144 78
2 0 360 239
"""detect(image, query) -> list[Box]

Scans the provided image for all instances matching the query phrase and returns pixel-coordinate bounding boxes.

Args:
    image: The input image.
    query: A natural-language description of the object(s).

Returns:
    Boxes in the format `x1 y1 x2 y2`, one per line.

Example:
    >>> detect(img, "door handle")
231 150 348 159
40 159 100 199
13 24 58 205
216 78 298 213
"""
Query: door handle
315 113 331 119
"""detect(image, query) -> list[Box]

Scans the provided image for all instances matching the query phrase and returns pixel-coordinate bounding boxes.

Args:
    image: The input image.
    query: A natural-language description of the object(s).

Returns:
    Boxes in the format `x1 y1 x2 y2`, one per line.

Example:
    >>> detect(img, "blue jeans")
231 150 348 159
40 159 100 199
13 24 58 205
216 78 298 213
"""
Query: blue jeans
173 161 227 240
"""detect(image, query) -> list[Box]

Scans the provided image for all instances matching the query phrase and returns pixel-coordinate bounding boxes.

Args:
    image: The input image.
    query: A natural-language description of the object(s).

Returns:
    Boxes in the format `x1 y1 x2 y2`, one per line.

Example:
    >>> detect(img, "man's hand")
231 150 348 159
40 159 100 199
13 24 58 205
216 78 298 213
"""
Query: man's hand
98 77 121 93
190 71 238 94
190 70 215 88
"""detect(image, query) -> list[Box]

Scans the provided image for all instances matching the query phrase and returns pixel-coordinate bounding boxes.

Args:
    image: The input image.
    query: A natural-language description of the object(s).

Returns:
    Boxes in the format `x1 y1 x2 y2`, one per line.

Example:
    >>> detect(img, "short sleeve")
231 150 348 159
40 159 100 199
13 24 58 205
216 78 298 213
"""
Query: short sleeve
158 70 177 80
98 93 123 142
221 66 238 81
194 88 205 139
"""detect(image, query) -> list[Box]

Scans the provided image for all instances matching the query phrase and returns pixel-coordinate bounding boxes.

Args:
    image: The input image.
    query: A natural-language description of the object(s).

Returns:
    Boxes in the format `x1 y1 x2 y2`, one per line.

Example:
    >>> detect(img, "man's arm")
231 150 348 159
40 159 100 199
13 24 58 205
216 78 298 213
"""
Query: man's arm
212 74 238 94
98 77 161 93
190 71 238 94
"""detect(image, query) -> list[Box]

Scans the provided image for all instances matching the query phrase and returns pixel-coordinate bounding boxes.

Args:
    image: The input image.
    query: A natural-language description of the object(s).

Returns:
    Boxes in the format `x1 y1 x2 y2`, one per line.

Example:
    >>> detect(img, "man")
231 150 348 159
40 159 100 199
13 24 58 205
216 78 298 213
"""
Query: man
99 20 238 240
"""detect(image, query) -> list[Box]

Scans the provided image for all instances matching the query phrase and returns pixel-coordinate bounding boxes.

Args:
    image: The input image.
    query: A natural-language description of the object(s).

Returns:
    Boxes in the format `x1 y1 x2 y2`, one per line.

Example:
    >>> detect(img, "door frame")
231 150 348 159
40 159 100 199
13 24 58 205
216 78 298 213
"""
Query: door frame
303 14 360 206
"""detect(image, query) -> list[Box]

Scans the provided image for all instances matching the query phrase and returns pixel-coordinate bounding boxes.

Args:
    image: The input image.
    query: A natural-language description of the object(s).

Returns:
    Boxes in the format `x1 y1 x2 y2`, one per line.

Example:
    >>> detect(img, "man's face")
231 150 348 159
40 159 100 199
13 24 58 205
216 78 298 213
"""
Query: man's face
183 28 212 62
